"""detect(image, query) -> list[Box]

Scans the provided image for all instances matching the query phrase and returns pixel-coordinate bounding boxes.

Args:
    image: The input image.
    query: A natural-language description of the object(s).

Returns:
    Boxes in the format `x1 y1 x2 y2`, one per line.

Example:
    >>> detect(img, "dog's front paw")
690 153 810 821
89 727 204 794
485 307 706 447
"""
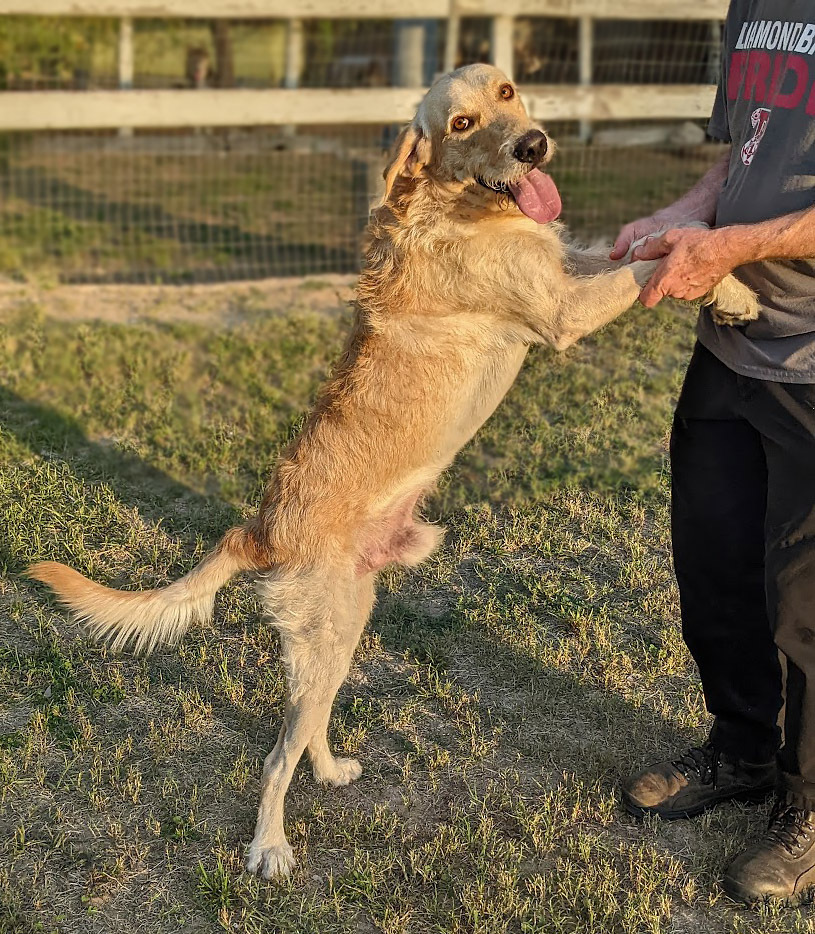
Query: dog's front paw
245 840 296 880
706 275 760 326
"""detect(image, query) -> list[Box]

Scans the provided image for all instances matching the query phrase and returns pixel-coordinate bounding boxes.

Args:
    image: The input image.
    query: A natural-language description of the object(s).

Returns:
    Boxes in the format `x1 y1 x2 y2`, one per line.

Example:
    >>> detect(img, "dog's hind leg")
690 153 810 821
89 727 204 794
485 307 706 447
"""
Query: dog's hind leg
307 575 376 786
246 571 374 880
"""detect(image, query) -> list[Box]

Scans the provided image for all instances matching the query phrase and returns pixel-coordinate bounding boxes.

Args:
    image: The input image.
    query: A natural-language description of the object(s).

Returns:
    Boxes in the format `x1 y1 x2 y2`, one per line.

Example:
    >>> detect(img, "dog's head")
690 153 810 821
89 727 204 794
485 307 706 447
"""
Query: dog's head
381 63 560 224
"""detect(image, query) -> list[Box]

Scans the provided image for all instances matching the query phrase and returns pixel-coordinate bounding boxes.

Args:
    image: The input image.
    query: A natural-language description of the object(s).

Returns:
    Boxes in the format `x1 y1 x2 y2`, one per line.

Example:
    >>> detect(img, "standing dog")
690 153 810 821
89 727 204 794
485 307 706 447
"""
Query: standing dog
29 64 758 880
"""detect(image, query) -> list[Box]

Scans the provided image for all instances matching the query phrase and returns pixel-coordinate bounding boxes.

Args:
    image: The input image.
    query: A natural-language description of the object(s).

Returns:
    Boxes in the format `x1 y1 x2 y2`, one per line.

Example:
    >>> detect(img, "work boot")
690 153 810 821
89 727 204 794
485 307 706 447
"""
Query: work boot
621 742 775 819
723 797 815 904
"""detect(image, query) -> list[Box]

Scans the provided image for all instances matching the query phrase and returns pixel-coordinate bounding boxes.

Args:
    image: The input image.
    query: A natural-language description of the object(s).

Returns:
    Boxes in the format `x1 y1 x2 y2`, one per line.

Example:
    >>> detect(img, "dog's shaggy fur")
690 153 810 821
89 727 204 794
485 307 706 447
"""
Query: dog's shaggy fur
29 64 758 880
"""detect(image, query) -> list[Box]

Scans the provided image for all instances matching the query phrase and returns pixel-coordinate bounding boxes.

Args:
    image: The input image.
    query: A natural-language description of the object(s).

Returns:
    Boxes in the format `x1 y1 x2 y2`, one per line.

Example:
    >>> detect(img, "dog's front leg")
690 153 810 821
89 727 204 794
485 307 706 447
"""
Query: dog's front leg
534 259 659 351
564 223 708 276
564 243 628 276
565 245 760 328
704 274 760 325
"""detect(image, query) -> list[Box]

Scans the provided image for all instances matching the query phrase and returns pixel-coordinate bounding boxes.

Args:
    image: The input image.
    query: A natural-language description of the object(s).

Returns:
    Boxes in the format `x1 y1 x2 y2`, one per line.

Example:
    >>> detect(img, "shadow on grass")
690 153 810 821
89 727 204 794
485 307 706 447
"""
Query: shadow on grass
368 583 695 797
0 385 240 573
4 166 360 282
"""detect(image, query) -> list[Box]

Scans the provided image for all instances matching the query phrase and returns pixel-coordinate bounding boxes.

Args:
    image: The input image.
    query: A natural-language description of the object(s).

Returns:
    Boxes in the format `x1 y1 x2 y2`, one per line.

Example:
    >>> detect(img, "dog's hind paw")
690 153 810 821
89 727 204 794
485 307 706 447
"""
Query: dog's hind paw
245 840 296 880
705 275 761 326
314 756 363 787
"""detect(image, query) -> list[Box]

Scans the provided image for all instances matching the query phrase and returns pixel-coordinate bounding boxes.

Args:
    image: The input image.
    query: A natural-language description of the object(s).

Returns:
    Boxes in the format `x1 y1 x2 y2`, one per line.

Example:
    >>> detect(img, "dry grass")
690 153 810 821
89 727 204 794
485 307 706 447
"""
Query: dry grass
0 281 808 933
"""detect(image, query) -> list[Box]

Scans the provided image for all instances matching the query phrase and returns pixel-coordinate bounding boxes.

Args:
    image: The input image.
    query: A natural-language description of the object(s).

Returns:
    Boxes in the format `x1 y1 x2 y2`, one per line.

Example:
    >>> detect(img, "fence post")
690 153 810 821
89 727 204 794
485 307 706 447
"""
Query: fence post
444 2 460 74
578 15 592 143
395 21 426 87
118 16 133 137
283 18 304 136
285 18 304 89
490 15 514 79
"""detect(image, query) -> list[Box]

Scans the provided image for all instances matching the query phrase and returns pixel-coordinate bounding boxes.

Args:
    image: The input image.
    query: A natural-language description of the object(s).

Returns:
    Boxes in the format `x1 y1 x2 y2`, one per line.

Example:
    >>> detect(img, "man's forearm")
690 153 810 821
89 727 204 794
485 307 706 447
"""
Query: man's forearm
630 148 815 304
654 150 730 227
720 205 815 266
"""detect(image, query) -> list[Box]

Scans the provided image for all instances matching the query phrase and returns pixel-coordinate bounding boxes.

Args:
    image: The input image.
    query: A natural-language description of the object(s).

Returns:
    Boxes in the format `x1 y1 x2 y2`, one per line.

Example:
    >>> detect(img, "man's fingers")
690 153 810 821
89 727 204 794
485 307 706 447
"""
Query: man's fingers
638 267 669 307
639 281 666 308
609 238 630 260
609 234 632 260
631 234 671 262
609 223 642 259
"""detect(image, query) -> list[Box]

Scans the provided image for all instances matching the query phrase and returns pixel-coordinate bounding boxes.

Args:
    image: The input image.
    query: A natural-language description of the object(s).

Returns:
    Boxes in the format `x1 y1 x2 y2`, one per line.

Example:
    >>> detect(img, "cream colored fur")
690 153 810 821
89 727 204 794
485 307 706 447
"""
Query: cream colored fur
28 64 759 881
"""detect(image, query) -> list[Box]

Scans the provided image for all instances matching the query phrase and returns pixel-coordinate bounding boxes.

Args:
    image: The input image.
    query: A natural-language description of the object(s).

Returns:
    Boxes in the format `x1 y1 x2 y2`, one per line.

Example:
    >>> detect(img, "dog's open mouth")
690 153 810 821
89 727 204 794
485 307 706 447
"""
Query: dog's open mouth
477 168 562 225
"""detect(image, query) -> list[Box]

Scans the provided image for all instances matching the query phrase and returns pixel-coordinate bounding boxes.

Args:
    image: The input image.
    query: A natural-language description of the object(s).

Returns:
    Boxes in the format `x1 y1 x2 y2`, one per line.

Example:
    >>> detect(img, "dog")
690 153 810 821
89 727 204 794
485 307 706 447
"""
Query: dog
28 64 759 881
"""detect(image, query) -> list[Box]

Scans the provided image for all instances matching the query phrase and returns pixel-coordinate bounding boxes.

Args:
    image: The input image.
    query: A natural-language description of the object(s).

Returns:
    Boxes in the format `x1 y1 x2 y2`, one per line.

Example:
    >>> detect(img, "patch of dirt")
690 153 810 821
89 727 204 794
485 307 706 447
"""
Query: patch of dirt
0 275 358 328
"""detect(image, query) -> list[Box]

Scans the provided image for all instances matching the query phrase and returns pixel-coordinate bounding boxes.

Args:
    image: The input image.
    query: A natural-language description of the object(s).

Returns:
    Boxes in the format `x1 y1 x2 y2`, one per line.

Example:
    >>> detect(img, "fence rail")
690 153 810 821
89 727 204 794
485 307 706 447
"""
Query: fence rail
0 85 718 131
2 0 730 19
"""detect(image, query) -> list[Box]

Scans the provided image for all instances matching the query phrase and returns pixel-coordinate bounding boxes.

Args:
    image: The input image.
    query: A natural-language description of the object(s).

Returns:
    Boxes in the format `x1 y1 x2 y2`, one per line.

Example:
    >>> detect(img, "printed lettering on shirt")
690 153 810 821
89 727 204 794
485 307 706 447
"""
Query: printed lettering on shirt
727 18 815 135
735 21 808 52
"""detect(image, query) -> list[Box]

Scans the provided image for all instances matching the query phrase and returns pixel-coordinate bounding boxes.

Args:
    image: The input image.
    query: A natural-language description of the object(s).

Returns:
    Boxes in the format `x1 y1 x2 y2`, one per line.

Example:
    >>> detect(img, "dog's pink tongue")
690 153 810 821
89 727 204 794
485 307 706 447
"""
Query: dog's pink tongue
509 169 562 224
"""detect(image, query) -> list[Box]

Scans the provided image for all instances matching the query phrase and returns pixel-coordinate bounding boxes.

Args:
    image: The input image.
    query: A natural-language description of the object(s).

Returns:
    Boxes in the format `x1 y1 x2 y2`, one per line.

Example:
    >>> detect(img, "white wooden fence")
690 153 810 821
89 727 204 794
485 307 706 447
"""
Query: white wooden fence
0 0 729 132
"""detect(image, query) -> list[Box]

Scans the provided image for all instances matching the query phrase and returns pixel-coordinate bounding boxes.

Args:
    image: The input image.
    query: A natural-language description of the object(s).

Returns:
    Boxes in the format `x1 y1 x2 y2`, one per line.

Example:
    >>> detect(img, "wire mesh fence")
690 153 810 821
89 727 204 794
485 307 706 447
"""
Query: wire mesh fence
0 13 726 284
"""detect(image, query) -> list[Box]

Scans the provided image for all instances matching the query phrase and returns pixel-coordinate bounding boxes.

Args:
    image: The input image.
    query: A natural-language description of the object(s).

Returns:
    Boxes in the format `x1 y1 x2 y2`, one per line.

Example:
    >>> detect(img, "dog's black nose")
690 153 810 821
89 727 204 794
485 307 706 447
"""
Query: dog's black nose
513 130 548 165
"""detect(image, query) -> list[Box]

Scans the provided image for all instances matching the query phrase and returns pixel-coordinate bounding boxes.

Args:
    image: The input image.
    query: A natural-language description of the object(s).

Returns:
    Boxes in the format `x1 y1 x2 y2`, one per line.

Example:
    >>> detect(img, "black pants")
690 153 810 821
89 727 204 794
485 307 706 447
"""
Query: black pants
672 343 815 807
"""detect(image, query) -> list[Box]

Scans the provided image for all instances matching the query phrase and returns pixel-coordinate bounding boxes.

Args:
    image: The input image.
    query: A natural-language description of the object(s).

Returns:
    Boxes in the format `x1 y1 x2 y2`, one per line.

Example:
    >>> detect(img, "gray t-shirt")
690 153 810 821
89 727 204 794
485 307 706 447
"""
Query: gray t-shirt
697 0 815 383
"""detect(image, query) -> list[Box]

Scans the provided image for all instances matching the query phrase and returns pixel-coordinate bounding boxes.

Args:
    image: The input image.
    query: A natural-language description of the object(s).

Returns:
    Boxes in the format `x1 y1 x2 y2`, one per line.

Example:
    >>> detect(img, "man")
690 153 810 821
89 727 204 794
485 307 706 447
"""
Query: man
612 1 815 905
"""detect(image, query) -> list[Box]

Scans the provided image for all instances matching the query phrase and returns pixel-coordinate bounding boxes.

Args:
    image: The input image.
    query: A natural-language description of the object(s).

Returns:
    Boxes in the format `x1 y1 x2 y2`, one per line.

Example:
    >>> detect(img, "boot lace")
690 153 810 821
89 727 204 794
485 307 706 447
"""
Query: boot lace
767 801 815 857
671 743 721 787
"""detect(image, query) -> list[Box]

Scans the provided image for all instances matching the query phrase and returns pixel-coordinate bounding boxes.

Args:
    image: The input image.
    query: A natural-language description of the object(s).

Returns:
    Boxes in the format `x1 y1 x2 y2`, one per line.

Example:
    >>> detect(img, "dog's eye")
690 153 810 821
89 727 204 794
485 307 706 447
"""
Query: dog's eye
499 84 514 100
452 116 471 132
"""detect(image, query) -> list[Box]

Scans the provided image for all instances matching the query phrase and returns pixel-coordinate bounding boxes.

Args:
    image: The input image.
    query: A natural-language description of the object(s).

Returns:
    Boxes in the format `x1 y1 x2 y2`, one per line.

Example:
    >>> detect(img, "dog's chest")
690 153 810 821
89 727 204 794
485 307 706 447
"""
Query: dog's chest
441 343 529 454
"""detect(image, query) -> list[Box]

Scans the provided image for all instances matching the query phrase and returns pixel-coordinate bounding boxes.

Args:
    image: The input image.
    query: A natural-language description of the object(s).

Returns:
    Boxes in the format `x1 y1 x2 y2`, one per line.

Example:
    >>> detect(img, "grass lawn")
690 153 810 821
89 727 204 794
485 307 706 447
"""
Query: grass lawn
0 280 806 933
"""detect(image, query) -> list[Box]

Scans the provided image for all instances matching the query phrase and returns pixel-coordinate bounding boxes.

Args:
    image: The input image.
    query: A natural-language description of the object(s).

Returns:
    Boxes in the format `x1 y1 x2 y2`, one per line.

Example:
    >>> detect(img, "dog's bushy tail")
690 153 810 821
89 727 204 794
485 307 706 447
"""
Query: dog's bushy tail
28 526 266 654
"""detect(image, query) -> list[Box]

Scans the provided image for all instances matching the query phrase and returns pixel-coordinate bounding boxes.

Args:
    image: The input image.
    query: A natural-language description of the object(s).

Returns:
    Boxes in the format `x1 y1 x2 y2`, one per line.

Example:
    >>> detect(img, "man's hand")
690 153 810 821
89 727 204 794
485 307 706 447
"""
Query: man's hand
609 213 676 261
630 226 744 308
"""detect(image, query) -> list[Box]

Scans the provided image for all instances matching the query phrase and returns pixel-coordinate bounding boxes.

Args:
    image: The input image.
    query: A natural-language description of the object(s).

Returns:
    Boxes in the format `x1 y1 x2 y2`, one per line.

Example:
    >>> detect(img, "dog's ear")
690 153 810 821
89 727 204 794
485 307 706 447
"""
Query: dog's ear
379 124 431 205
